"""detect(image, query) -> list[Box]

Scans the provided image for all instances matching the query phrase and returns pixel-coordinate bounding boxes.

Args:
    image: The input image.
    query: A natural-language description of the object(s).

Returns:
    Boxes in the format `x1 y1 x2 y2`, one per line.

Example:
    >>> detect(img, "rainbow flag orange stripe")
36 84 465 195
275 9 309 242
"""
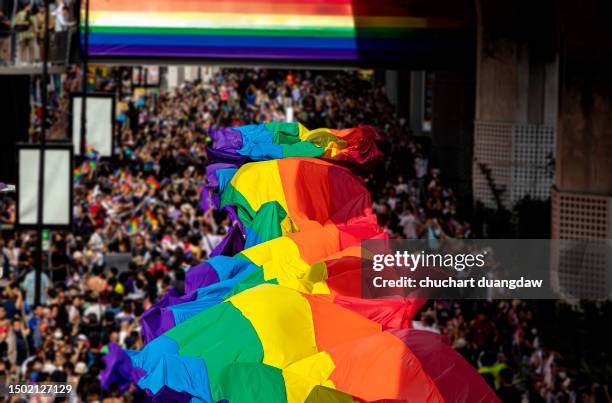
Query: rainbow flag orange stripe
85 0 472 62
100 123 498 402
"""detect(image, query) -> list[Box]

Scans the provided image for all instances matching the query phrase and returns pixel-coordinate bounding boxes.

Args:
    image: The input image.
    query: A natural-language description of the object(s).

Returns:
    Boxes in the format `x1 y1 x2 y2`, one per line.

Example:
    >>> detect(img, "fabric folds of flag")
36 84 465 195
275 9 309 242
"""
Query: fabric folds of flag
102 123 498 402
108 284 497 402
209 122 382 165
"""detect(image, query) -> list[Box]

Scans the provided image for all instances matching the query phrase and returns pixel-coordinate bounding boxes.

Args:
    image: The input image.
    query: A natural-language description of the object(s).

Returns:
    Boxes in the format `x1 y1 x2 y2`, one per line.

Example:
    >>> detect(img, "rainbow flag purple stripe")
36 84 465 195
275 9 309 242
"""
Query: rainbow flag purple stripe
85 0 472 62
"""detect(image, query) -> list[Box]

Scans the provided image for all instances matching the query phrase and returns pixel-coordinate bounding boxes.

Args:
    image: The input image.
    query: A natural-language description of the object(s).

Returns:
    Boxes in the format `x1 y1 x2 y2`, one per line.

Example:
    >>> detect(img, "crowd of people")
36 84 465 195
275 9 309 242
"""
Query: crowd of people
414 298 612 403
0 67 609 402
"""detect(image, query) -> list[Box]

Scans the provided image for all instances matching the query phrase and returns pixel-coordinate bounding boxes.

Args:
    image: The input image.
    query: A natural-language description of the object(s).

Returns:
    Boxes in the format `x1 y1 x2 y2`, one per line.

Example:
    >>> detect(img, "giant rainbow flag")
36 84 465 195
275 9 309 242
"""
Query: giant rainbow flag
102 122 498 402
85 0 472 63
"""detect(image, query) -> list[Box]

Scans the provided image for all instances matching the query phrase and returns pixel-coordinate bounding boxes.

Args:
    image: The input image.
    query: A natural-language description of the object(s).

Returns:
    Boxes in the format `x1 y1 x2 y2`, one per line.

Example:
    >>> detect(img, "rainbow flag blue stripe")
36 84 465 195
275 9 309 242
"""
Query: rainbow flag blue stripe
85 0 472 62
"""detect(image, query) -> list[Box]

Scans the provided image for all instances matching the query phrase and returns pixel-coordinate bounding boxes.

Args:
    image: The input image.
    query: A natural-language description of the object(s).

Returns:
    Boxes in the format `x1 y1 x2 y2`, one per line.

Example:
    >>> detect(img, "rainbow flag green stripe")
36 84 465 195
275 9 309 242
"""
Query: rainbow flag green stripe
100 121 499 402
85 0 471 61
88 26 357 38
88 25 463 40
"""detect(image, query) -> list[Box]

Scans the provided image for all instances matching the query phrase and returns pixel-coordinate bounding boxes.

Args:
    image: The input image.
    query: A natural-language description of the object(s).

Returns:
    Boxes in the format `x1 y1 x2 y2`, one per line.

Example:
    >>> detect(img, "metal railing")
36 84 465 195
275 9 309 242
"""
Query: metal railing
0 27 75 67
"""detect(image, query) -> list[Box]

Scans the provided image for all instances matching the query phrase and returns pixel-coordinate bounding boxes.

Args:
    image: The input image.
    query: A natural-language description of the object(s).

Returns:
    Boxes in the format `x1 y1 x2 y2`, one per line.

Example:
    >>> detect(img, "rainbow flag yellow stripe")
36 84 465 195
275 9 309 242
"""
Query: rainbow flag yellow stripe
85 0 472 62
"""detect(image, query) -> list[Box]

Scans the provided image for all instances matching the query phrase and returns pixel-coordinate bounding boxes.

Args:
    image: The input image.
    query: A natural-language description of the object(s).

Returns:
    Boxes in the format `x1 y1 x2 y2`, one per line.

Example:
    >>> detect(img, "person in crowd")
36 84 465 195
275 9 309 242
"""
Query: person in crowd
34 3 53 62
21 259 50 307
53 0 73 32
14 3 36 64
0 10 11 65
497 367 523 402
411 312 440 334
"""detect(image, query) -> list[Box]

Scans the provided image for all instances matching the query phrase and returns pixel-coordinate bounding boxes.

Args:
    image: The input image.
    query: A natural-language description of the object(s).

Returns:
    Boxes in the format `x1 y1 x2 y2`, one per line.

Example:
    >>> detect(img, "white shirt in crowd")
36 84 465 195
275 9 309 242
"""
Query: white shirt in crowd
411 320 441 334
414 157 429 179
399 213 418 239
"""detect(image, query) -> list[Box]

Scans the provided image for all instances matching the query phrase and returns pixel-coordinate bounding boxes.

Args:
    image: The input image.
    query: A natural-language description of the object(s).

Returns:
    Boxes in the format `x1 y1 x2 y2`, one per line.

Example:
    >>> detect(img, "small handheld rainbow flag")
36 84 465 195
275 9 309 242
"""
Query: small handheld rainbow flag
84 146 99 160
144 207 159 229
118 170 130 183
74 159 95 182
145 176 160 191
126 216 140 234
74 166 84 182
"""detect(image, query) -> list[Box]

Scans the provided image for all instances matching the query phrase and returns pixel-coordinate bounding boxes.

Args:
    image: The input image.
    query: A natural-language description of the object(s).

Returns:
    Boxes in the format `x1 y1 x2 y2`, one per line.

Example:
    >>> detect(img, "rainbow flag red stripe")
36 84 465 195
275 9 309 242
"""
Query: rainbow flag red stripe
85 0 472 63
101 123 498 402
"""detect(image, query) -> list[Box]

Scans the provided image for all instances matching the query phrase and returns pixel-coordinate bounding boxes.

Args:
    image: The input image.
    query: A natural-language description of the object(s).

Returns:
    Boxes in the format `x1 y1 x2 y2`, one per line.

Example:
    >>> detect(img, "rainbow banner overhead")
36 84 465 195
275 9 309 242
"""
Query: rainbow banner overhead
85 0 472 63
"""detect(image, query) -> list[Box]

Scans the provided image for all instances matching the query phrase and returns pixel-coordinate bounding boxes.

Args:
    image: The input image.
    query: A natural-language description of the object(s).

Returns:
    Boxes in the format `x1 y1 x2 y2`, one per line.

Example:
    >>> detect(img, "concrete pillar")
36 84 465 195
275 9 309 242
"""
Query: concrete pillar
543 55 559 127
184 66 199 81
385 70 399 107
548 1 612 297
409 71 425 135
166 66 179 90
555 68 612 196
473 0 557 209
176 67 185 85
382 69 411 121
474 35 522 123
516 42 530 124
430 71 475 199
